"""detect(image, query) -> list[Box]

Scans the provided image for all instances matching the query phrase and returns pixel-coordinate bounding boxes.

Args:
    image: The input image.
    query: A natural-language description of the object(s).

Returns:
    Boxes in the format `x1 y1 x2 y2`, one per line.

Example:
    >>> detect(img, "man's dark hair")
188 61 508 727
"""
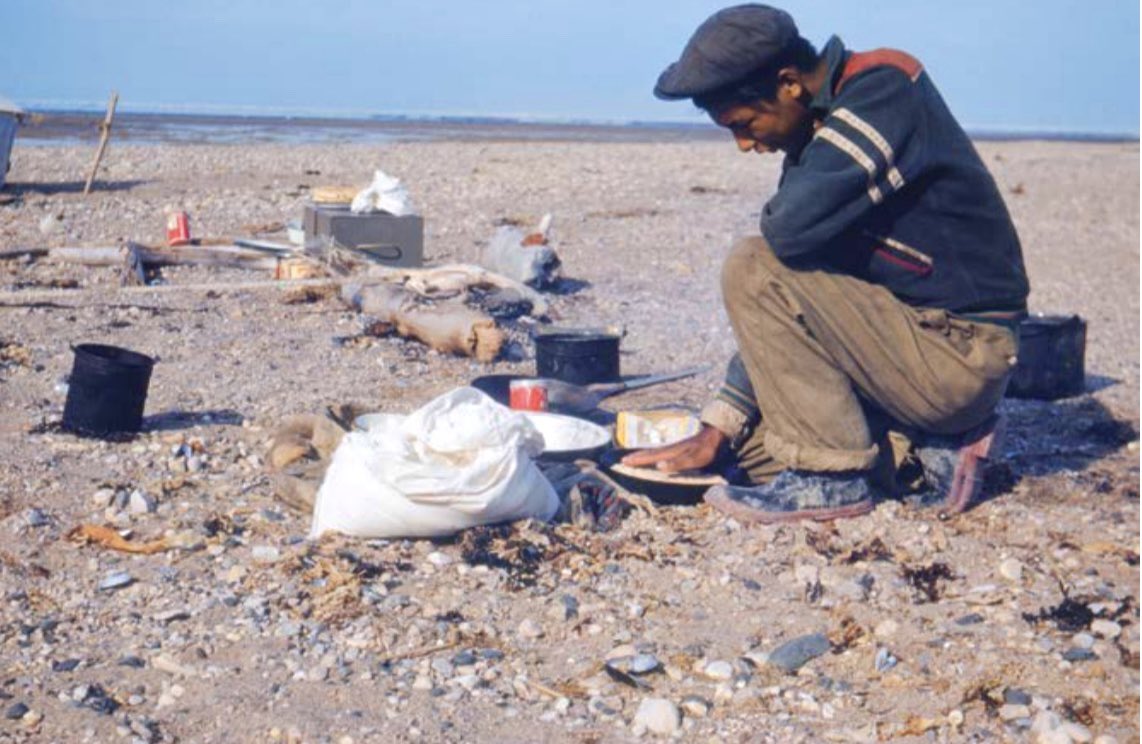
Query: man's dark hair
694 36 819 112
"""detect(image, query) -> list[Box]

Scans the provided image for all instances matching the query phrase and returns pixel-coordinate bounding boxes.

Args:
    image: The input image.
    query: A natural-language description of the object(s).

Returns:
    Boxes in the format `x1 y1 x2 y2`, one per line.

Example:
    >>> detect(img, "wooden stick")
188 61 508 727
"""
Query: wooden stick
0 247 49 262
83 91 119 196
46 244 282 271
0 278 339 305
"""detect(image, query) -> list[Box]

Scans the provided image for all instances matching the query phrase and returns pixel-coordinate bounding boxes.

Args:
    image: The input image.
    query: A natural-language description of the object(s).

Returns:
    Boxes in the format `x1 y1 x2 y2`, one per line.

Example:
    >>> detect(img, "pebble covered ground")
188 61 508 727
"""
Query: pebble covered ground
0 138 1138 743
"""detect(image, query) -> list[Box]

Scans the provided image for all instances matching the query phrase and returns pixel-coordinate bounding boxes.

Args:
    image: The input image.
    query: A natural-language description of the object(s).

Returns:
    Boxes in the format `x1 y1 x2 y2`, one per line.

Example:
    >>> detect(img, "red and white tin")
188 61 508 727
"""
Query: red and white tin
166 211 191 246
509 379 548 411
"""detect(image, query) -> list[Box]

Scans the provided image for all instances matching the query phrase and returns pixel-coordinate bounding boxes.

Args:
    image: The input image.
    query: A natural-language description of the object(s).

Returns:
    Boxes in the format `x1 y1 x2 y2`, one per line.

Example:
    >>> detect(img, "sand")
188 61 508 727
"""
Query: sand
0 138 1137 742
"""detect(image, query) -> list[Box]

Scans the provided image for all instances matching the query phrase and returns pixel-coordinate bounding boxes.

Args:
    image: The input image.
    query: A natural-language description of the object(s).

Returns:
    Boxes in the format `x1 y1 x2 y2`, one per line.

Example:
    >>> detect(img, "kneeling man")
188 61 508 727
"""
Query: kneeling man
625 4 1029 522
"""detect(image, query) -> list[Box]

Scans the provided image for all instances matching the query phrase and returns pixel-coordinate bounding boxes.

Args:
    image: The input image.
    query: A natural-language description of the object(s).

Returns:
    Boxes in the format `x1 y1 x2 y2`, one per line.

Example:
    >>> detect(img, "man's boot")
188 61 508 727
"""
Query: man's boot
703 470 875 524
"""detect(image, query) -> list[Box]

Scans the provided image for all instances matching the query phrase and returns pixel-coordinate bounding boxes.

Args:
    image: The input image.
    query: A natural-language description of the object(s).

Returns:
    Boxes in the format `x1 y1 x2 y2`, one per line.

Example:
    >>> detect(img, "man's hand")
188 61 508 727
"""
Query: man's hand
620 424 727 473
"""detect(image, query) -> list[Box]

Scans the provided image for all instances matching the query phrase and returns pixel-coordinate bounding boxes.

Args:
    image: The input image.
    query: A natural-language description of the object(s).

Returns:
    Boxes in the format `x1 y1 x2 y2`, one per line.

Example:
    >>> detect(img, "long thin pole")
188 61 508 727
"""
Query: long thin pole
83 91 119 196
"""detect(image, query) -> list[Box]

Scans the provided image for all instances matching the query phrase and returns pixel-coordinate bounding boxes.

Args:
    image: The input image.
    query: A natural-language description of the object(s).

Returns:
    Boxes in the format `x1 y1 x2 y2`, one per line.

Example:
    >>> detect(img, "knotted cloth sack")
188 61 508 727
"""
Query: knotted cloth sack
309 388 558 539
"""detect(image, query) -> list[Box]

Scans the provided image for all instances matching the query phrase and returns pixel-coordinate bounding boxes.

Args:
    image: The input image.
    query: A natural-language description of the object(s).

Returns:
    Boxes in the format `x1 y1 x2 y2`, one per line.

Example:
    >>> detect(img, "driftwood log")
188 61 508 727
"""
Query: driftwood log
342 282 504 363
41 244 284 271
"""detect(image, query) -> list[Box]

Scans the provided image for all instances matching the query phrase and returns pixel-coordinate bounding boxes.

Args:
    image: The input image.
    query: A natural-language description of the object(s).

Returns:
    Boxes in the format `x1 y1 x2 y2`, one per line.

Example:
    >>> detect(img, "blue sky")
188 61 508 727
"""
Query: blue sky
4 0 1139 134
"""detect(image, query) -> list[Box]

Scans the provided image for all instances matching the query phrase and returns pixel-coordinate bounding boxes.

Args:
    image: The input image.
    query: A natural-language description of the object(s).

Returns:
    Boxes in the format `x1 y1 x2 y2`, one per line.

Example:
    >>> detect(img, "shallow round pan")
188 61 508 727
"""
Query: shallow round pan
355 409 611 463
607 462 725 505
519 411 611 462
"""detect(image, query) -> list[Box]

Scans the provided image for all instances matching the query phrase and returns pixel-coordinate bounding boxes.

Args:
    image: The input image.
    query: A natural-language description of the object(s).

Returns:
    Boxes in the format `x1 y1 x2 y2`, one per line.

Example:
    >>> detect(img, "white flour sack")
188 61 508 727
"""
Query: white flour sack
309 387 559 539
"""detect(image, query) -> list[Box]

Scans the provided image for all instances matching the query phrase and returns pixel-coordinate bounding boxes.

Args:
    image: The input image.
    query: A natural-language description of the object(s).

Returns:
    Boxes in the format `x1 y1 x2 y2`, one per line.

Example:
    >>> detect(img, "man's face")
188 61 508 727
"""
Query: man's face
710 77 814 156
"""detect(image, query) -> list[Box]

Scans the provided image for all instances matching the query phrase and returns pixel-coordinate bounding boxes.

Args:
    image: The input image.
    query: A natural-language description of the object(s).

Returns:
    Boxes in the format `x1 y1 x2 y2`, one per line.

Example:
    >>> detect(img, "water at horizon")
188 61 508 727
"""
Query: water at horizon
14 109 729 147
11 109 1137 147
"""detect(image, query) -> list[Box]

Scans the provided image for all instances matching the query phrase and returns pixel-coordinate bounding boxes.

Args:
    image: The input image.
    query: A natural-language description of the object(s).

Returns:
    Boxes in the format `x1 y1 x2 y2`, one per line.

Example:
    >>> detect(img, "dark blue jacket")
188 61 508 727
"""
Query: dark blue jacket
718 37 1029 426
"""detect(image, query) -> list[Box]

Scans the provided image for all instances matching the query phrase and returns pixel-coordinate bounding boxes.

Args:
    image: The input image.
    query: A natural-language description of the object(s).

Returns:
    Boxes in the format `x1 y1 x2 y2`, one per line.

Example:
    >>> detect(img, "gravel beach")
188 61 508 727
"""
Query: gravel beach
0 137 1138 743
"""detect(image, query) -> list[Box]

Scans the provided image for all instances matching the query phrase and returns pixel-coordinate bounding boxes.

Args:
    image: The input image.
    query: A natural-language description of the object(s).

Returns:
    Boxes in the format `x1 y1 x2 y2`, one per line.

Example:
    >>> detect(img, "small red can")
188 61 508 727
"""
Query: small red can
509 379 548 411
166 211 191 246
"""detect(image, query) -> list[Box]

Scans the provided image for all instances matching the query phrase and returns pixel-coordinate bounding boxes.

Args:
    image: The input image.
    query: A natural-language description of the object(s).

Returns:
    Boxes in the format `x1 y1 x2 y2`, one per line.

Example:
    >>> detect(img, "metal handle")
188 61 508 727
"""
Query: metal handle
590 365 711 398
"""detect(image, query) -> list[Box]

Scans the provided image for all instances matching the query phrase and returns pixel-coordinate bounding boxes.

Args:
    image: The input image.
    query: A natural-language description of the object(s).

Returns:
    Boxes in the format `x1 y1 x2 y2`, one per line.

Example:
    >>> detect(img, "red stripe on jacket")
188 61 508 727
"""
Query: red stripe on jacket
838 49 924 93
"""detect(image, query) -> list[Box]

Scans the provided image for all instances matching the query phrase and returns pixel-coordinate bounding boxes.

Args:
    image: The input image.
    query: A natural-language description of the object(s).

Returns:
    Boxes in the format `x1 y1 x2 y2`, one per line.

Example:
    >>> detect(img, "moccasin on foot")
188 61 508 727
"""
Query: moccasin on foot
703 470 875 524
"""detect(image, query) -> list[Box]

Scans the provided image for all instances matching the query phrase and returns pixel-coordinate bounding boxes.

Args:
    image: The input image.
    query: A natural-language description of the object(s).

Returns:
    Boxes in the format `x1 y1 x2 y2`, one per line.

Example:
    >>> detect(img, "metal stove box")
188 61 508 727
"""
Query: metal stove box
303 204 424 268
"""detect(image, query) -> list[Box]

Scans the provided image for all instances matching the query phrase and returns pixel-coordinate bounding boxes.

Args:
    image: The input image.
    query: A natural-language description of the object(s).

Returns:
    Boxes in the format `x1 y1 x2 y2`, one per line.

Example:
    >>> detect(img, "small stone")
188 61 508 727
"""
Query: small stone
955 613 985 626
251 545 280 563
452 650 477 667
39 213 63 235
411 675 432 691
154 609 190 624
25 508 50 527
999 703 1031 721
946 709 964 728
1058 722 1093 743
225 565 248 583
1072 632 1096 650
605 644 637 661
517 618 544 640
1003 688 1032 705
453 674 480 691
874 647 897 673
768 633 830 674
5 702 29 720
99 571 134 592
426 551 453 567
128 490 157 514
874 619 899 638
118 656 146 668
679 695 710 719
702 660 734 681
1031 710 1062 734
1090 619 1121 640
51 658 81 672
632 698 681 735
92 489 115 508
998 558 1023 582
1062 647 1097 662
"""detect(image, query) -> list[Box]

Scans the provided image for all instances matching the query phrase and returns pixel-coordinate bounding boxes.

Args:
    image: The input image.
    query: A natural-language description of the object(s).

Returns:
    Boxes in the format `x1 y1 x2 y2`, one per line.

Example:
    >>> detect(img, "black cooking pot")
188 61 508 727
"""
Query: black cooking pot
1007 314 1086 400
62 343 155 437
534 327 619 385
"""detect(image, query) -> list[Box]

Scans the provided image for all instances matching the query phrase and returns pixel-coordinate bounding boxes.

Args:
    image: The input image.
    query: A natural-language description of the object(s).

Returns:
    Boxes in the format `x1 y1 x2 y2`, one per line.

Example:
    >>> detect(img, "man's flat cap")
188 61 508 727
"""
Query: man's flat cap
654 4 798 100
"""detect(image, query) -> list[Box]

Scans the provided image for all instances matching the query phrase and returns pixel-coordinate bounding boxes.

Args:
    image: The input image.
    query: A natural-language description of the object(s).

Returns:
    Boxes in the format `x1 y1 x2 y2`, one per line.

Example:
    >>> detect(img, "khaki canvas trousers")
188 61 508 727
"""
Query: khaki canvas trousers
722 237 1018 483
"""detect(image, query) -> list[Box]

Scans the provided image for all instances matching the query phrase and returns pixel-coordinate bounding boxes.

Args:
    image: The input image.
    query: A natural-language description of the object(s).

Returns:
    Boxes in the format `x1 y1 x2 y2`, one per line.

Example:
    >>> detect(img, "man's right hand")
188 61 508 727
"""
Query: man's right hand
620 423 727 473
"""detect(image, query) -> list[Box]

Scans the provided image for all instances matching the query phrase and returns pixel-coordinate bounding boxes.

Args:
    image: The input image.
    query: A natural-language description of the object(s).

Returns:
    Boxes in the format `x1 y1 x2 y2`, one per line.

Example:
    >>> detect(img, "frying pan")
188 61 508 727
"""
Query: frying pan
471 366 709 415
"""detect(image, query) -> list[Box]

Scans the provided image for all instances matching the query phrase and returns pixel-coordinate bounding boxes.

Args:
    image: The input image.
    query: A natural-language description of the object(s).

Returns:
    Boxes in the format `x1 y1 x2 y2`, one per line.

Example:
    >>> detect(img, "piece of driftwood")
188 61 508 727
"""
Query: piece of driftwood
0 278 340 306
83 91 119 196
0 247 50 262
342 282 505 362
46 245 283 271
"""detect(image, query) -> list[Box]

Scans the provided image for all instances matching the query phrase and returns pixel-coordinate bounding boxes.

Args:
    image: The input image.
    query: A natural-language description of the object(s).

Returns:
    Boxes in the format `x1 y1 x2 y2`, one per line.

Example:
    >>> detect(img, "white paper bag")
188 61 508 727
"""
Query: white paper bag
350 169 417 216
